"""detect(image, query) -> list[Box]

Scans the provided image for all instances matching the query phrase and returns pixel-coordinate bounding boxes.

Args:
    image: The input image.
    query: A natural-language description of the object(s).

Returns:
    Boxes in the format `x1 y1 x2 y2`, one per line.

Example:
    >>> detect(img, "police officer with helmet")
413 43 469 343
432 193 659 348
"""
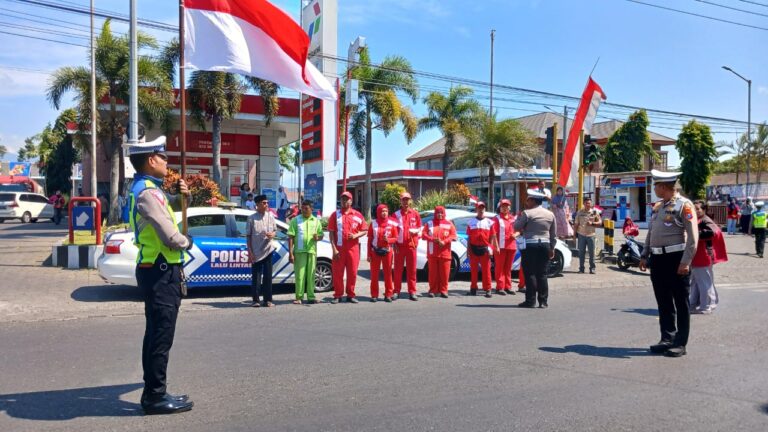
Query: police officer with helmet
127 138 195 415
639 170 698 358
749 200 766 257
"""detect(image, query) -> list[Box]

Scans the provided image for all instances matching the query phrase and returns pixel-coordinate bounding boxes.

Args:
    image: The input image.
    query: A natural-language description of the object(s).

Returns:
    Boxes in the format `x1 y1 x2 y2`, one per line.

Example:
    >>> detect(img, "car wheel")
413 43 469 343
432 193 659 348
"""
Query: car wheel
314 259 333 292
547 250 564 278
617 249 631 270
21 212 32 223
449 253 459 280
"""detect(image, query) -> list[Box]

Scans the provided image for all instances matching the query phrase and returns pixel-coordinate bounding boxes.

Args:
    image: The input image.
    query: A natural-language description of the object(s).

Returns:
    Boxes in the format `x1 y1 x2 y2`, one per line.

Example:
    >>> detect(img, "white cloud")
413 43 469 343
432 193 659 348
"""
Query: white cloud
759 86 768 96
0 69 51 97
0 133 25 155
340 0 451 27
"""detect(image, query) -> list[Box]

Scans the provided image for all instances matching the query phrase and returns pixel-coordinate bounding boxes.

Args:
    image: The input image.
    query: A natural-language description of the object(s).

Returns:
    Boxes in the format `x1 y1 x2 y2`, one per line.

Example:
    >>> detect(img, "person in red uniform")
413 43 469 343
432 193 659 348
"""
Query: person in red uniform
367 204 398 302
327 191 367 304
466 202 499 297
493 199 518 296
393 192 422 301
422 206 457 298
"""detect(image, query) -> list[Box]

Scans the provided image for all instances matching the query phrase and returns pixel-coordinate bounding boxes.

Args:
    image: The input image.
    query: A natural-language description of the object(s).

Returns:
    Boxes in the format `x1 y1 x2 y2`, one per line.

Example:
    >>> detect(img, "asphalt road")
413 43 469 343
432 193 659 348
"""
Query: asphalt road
1 220 767 431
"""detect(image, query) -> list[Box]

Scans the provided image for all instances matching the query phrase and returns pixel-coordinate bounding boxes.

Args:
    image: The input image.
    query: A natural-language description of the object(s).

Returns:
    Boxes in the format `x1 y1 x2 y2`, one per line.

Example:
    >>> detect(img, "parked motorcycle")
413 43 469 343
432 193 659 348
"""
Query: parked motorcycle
616 235 644 270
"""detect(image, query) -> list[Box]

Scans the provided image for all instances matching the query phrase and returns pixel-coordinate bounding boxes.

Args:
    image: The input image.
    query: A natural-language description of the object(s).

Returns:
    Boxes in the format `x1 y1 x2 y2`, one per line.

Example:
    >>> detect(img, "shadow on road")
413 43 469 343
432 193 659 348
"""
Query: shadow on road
606 266 648 276
71 285 143 302
455 304 519 309
539 344 652 359
0 383 143 420
611 307 658 317
760 403 768 415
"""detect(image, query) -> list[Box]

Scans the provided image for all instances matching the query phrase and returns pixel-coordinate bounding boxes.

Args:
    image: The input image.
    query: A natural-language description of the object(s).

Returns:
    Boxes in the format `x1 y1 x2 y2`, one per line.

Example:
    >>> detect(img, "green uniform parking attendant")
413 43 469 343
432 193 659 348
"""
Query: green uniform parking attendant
288 200 324 304
127 138 195 415
639 170 698 358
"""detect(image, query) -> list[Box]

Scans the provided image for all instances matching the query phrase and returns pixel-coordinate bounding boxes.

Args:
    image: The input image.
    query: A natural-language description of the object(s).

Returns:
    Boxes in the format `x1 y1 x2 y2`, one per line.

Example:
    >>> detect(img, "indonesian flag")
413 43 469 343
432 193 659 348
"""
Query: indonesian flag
469 194 479 205
184 0 338 101
558 77 606 189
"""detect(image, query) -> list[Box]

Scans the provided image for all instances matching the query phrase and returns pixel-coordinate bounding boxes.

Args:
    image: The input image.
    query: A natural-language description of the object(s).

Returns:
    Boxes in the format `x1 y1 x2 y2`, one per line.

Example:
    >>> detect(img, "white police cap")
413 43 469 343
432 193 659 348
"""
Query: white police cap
526 189 548 200
756 201 765 207
651 169 680 184
125 136 166 156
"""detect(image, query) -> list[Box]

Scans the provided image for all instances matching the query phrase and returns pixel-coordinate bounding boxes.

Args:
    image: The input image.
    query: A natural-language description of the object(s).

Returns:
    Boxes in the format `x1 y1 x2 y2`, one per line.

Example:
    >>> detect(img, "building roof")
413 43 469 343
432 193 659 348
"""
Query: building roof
340 169 443 186
407 112 676 162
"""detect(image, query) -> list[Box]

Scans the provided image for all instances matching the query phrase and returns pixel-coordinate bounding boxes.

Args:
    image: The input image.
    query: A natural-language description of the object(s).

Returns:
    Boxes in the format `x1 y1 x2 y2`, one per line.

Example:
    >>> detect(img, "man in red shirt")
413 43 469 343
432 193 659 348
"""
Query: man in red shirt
327 191 368 303
466 202 498 297
393 192 422 301
422 206 457 298
493 199 518 296
367 204 398 302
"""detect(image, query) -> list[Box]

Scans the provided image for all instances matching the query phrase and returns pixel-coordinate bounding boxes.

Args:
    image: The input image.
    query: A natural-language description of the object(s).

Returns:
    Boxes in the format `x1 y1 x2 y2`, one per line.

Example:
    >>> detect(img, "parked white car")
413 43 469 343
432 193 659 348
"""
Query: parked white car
0 192 55 223
415 208 571 279
98 206 334 291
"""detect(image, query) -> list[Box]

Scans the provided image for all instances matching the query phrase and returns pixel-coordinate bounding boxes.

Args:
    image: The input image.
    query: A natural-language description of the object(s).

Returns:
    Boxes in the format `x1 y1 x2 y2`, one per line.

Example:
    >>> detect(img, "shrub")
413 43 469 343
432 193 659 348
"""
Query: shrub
415 190 448 211
447 183 470 205
163 169 227 207
379 183 407 213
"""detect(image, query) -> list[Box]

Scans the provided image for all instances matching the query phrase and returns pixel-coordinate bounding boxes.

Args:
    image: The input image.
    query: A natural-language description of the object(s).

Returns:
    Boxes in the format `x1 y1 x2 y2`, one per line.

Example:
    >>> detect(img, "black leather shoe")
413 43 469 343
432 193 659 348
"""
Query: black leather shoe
649 340 673 354
141 393 189 404
484 292 492 298
409 294 418 301
439 293 449 298
517 301 536 308
384 297 392 303
505 289 516 296
466 289 477 296
496 290 507 296
347 297 359 304
370 297 378 303
664 346 687 357
330 298 340 304
538 303 548 309
427 293 435 298
141 395 194 415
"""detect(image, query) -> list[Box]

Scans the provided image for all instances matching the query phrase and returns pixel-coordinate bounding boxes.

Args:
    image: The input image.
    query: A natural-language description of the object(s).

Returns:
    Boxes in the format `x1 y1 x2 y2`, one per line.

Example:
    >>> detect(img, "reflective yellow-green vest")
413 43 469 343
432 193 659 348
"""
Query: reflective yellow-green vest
753 211 767 229
129 174 184 265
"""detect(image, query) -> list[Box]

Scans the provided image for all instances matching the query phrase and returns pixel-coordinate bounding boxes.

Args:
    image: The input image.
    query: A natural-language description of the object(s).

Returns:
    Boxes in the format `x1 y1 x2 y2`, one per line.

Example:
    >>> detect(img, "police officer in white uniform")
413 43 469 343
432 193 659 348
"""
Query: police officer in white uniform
639 170 698 358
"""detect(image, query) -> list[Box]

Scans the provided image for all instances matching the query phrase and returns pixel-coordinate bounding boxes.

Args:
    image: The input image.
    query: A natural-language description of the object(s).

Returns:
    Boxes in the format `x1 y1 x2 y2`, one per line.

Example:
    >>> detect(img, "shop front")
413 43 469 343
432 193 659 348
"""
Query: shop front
597 172 656 228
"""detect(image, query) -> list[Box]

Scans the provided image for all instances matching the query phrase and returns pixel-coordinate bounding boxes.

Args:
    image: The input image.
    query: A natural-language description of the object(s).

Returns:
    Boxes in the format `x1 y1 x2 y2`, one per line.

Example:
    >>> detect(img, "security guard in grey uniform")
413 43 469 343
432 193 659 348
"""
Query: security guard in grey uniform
127 138 195 414
639 170 698 357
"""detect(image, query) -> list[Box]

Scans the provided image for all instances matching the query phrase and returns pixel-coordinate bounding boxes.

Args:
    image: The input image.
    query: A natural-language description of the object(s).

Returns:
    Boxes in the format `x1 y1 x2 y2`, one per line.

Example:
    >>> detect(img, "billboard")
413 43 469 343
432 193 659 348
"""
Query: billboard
8 162 31 176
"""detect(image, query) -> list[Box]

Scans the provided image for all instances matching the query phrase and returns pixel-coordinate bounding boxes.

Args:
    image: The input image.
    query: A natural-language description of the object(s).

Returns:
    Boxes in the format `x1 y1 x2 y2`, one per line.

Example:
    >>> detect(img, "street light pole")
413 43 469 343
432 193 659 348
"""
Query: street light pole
722 66 752 197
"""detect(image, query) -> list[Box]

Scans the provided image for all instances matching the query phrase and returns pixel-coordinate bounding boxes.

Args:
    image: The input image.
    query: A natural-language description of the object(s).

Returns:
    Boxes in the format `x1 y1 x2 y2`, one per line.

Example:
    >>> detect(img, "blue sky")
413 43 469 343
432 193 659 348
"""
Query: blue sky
1 0 766 177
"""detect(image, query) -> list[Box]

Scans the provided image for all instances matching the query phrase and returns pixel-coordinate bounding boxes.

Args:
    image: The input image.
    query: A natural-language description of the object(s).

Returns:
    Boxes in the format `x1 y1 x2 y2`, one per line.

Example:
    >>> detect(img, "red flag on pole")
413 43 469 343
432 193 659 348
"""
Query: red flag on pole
558 78 606 189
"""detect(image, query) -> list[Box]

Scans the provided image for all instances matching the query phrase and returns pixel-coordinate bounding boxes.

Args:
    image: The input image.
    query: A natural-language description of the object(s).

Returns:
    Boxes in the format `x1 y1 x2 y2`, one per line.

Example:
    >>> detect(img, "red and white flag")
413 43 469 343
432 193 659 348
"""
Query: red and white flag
558 77 606 189
184 0 338 101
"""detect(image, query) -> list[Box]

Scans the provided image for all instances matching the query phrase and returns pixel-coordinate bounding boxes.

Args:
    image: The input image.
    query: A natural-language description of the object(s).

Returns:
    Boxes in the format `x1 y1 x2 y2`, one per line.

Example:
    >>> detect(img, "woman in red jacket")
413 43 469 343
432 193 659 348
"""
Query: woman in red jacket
690 200 727 314
493 199 518 295
367 204 398 302
422 206 457 298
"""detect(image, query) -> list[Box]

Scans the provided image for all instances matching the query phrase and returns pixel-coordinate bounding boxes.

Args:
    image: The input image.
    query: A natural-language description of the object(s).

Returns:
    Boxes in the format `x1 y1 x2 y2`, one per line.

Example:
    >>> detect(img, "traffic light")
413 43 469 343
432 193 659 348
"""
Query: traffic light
544 126 554 155
583 135 599 166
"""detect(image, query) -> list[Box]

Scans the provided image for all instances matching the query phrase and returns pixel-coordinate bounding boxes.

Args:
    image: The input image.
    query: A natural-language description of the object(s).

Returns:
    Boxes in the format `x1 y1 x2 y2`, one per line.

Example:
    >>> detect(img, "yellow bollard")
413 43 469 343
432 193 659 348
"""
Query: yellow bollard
603 219 614 255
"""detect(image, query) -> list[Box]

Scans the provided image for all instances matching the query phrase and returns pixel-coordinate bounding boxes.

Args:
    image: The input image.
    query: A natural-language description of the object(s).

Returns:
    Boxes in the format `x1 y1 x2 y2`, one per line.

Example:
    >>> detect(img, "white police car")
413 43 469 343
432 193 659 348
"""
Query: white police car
416 208 571 280
97 206 334 291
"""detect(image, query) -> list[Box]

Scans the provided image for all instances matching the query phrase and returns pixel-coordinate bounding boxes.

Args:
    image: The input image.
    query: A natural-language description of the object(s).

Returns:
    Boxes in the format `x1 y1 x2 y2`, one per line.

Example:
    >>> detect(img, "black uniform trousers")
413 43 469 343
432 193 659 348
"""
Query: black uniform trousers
521 243 550 306
251 253 274 303
136 255 182 398
753 227 765 256
649 251 690 347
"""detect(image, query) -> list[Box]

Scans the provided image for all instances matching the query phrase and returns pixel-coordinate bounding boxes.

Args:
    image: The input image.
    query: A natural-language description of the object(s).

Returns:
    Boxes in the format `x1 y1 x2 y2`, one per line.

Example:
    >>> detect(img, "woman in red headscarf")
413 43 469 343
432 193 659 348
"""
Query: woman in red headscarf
421 206 457 298
367 204 398 302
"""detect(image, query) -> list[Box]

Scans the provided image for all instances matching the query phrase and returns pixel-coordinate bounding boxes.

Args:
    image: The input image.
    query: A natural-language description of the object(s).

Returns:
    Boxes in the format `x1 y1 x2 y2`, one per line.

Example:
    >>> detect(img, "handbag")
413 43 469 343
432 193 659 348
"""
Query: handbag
373 246 390 256
470 244 488 256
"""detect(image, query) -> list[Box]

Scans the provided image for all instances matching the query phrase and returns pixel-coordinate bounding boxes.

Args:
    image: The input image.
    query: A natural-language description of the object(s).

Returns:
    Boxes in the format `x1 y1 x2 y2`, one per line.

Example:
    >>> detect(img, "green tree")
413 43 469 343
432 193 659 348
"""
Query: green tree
161 39 280 191
278 141 297 174
0 143 6 160
602 110 658 173
676 120 717 199
751 123 768 186
348 47 419 219
47 20 173 224
16 135 41 162
716 133 749 182
23 109 80 193
379 183 406 213
418 86 482 191
452 114 540 208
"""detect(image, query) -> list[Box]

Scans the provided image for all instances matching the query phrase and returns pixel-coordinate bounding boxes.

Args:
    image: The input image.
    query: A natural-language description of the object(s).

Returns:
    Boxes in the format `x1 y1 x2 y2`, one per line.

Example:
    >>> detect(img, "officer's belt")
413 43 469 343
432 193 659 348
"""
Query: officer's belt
523 238 550 245
650 243 685 255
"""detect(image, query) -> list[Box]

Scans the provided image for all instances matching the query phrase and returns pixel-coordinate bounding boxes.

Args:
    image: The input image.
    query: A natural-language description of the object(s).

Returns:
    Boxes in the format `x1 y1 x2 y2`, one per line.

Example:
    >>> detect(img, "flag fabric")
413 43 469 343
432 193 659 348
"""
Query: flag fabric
469 194 479 205
558 77 606 190
184 0 338 101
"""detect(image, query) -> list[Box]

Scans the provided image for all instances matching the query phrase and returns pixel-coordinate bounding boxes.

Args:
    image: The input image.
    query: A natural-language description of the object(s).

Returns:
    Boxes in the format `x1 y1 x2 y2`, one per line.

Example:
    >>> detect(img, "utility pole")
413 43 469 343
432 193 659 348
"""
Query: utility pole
578 129 585 211
551 121 559 187
89 0 97 198
128 0 138 149
489 29 495 115
722 66 752 197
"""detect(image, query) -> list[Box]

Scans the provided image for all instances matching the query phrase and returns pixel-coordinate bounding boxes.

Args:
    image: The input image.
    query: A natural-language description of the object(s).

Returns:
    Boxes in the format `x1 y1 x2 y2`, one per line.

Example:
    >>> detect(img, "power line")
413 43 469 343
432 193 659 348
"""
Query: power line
736 0 768 8
0 28 86 46
694 0 768 18
624 0 768 31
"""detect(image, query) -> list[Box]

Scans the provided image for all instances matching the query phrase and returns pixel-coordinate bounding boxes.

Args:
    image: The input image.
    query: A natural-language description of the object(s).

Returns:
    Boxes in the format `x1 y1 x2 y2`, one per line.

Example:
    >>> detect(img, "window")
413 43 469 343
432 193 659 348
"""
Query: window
452 217 473 234
30 195 49 204
186 214 227 237
235 214 288 241
416 160 428 170
430 159 443 170
0 193 16 202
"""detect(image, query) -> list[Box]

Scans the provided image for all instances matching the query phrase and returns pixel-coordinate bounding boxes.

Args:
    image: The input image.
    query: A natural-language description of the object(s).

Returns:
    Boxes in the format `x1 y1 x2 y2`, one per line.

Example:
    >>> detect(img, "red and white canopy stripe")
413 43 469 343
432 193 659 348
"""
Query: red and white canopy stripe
184 0 337 101
558 77 606 189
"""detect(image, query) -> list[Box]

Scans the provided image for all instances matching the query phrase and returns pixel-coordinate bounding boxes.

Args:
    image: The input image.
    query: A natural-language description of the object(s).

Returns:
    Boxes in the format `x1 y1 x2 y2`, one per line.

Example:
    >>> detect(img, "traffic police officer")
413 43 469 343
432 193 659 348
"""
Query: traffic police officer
749 201 767 257
127 138 195 415
639 170 698 358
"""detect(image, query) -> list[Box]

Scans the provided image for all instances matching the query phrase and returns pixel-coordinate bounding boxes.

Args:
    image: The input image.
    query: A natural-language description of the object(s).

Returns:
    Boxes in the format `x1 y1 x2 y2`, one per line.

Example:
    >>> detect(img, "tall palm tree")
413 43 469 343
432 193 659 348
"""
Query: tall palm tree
349 47 419 219
452 114 540 208
161 40 280 190
752 123 768 185
47 20 173 224
418 86 482 191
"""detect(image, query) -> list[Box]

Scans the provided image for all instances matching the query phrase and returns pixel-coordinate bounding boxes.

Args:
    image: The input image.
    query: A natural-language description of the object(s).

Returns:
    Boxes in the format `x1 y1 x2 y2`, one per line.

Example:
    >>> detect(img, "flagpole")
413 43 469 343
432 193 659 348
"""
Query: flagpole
89 0 97 200
179 0 188 234
297 0 304 202
589 57 601 77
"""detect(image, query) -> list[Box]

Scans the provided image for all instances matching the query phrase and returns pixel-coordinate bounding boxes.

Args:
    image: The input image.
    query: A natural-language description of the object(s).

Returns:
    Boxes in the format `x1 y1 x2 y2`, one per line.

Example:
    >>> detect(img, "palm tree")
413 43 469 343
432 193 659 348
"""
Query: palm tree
452 114 540 208
348 47 419 219
752 123 768 185
418 86 482 191
161 40 280 190
47 20 173 224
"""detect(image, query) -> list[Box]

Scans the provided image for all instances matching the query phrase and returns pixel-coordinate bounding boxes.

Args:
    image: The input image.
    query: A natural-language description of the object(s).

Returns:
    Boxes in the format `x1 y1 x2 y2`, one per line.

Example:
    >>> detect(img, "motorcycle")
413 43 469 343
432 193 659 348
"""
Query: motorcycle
616 235 644 270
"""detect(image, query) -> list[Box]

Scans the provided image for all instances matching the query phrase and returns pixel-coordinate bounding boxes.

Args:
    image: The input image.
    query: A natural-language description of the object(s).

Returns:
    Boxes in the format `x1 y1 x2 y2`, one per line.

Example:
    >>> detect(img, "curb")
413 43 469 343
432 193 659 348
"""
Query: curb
50 245 103 269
